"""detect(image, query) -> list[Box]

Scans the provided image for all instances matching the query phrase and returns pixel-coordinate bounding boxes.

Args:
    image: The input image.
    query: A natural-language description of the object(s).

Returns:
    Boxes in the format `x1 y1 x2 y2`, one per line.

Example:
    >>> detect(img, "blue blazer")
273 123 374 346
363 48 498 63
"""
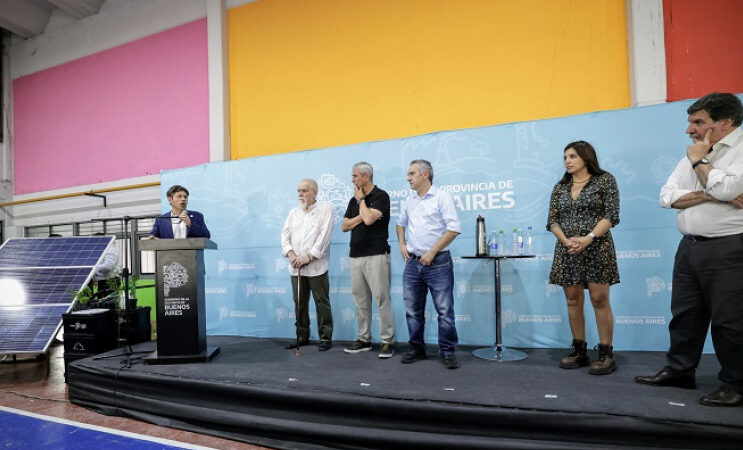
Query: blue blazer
150 210 211 239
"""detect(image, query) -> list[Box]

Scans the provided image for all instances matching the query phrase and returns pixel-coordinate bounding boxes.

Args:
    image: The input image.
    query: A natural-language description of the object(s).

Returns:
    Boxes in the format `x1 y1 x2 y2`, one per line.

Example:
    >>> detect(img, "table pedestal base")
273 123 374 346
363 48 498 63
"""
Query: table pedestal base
472 346 527 361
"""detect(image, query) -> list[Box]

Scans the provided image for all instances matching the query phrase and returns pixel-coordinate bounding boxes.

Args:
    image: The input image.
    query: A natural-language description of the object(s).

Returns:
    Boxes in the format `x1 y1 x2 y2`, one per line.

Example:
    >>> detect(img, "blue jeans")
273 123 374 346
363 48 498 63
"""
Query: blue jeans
403 251 458 356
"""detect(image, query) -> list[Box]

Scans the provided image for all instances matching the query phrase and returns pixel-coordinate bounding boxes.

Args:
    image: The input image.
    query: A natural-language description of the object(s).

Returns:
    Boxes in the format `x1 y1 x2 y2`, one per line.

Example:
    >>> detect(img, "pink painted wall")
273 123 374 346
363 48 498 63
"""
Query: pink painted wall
12 19 209 195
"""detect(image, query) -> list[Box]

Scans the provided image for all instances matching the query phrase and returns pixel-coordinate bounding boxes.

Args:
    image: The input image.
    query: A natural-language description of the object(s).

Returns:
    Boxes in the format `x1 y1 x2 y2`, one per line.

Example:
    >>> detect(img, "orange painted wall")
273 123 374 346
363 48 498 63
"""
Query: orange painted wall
664 0 743 101
228 0 630 159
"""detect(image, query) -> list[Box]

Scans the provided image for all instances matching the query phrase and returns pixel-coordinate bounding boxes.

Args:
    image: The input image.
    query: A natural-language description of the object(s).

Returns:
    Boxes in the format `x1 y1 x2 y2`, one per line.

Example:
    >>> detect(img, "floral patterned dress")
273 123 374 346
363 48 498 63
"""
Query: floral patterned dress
547 172 620 286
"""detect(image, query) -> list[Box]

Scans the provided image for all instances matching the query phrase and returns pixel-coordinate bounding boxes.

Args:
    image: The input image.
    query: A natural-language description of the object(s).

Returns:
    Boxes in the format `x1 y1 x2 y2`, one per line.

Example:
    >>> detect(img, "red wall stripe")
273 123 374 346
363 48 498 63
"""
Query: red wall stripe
664 0 743 101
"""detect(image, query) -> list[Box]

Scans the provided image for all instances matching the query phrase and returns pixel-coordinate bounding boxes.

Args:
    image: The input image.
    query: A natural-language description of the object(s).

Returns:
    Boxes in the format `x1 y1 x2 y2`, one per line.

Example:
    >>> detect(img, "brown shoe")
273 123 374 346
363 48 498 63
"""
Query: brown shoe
588 343 616 375
559 339 589 369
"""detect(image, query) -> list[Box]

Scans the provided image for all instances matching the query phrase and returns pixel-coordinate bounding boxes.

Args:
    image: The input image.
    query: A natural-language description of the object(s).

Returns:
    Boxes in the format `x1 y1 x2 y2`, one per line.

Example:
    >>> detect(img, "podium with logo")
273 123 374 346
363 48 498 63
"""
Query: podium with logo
139 238 219 364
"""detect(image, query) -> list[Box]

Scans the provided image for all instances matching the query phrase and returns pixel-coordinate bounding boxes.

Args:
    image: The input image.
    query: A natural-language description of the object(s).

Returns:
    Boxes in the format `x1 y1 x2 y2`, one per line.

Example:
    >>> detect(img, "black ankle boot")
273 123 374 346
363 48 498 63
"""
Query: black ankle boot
559 339 589 369
588 343 616 375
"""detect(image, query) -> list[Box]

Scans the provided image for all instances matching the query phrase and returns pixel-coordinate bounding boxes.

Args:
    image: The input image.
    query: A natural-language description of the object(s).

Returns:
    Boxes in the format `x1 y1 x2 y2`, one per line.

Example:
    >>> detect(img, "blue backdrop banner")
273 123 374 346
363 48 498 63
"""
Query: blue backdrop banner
160 97 742 351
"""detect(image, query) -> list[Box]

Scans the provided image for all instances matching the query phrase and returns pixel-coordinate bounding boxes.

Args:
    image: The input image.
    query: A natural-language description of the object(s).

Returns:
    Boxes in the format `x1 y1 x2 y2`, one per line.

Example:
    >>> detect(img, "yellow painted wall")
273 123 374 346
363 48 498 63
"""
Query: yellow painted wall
229 0 629 159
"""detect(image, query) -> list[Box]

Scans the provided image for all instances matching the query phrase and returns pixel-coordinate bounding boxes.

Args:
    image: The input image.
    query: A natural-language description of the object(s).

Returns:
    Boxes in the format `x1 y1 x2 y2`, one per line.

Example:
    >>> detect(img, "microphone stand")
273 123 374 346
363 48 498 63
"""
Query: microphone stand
93 214 158 365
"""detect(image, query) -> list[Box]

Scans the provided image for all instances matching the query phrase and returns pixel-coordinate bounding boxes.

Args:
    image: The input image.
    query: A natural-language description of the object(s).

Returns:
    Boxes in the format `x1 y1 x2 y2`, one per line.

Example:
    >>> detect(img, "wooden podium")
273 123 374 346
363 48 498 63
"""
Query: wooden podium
139 238 219 364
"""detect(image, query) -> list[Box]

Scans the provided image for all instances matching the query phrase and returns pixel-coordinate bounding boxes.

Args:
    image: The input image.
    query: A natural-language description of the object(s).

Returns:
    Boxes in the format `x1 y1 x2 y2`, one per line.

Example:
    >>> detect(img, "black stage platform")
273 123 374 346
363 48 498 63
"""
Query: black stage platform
66 336 743 449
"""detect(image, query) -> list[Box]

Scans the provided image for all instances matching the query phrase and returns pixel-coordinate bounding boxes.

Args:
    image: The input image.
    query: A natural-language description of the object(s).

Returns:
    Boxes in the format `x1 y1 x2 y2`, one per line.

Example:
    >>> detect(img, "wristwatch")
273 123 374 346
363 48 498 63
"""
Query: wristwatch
588 232 597 240
692 158 710 169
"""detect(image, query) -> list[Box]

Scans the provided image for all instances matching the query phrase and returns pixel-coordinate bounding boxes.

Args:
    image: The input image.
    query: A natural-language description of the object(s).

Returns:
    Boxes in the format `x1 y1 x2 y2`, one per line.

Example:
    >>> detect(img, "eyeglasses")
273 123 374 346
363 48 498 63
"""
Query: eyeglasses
169 216 183 224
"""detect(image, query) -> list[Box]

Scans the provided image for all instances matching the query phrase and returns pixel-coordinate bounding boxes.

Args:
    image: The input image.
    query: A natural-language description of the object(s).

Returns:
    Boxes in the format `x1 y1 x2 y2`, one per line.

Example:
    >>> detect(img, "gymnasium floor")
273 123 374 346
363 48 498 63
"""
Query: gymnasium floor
0 342 265 450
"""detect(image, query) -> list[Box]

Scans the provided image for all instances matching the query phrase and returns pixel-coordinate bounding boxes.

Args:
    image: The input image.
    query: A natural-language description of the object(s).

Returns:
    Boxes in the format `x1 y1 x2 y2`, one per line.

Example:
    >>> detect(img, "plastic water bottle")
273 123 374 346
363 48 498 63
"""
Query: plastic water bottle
498 230 505 255
525 226 533 255
511 228 519 255
517 229 524 254
488 231 498 256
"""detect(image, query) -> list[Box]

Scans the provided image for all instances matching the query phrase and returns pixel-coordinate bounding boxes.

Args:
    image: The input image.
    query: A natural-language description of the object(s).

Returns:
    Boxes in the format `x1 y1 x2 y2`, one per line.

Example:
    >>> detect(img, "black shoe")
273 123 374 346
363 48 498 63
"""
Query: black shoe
401 347 427 364
700 386 743 407
634 368 696 389
344 340 372 354
378 343 395 359
318 341 332 352
441 355 459 369
285 340 309 350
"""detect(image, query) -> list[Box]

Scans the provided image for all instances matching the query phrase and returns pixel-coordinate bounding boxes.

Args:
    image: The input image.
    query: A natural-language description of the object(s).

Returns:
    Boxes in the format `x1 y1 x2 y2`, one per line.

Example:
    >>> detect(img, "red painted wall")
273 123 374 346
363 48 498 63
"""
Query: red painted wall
664 0 743 101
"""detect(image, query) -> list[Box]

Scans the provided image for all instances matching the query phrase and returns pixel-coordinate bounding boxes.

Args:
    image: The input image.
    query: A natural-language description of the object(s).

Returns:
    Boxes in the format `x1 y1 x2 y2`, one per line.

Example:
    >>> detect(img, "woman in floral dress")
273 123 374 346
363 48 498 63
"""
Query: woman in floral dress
547 141 620 375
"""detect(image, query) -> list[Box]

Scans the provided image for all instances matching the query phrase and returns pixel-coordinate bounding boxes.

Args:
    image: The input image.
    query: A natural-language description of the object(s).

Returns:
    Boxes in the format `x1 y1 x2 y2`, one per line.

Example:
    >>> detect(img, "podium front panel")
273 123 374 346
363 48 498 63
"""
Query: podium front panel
154 249 206 356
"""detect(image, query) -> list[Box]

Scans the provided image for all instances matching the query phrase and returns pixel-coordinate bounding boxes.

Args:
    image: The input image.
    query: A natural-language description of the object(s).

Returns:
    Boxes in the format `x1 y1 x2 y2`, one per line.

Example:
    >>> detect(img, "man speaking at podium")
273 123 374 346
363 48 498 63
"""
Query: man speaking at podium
150 185 211 239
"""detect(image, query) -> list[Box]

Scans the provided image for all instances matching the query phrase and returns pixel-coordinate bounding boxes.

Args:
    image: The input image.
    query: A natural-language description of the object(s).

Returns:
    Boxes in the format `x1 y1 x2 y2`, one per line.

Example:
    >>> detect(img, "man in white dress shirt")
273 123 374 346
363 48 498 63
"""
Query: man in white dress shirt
636 93 743 407
281 178 334 351
396 160 462 369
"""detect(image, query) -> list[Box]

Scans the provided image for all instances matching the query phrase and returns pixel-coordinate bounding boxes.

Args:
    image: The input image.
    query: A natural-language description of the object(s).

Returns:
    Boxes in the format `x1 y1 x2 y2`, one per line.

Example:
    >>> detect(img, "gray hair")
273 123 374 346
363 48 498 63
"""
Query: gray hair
299 178 318 193
410 159 433 183
352 162 374 180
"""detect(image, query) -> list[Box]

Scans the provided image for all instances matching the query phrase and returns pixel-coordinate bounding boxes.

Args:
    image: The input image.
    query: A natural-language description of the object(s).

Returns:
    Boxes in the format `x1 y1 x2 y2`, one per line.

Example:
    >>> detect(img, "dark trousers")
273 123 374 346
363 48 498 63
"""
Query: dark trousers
666 234 743 390
290 271 333 342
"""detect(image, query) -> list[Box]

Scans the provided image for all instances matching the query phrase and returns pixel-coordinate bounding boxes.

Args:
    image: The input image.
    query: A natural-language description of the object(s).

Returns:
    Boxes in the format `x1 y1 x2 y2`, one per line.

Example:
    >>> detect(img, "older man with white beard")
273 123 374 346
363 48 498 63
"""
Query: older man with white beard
280 178 335 351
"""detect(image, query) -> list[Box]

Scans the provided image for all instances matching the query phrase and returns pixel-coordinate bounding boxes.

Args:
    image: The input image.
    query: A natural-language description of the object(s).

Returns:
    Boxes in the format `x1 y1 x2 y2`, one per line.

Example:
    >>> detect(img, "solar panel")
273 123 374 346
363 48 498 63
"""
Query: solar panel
0 268 92 306
0 306 70 353
0 237 112 268
0 236 114 354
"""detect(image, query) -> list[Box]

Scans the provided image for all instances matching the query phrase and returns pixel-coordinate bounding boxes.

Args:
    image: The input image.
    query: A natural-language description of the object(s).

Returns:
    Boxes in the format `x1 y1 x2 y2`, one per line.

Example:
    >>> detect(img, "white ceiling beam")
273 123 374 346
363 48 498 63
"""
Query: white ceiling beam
0 0 54 39
47 0 103 20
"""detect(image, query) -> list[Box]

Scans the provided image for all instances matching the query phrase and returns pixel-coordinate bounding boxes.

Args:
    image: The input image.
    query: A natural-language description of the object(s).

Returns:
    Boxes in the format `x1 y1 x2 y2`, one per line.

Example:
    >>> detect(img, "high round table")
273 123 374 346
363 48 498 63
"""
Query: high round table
463 253 534 361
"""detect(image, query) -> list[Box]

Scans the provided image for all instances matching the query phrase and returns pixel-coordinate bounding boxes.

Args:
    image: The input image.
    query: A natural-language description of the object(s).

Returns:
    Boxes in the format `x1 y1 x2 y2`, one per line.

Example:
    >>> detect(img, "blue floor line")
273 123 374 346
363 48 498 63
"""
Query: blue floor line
0 407 203 450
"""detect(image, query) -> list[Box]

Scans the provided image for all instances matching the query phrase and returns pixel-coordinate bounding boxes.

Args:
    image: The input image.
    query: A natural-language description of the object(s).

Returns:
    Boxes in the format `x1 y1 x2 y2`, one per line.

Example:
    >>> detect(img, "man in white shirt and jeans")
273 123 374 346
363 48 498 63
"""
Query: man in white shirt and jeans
281 178 334 351
396 159 462 369
636 92 743 407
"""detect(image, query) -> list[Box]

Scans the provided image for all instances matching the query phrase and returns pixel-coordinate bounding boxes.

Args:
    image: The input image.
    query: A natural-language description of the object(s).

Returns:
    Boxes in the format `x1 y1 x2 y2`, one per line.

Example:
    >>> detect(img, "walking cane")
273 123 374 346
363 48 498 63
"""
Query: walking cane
295 266 301 356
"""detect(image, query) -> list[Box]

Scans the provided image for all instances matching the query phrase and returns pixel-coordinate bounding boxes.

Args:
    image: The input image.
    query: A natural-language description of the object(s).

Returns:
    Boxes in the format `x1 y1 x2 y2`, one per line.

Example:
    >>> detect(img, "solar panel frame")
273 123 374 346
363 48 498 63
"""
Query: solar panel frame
0 236 115 354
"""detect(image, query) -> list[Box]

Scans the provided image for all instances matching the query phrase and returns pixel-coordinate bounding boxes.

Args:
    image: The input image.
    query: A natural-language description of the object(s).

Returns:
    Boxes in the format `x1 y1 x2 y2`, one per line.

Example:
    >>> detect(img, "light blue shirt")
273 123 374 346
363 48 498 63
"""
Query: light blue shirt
397 185 461 255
